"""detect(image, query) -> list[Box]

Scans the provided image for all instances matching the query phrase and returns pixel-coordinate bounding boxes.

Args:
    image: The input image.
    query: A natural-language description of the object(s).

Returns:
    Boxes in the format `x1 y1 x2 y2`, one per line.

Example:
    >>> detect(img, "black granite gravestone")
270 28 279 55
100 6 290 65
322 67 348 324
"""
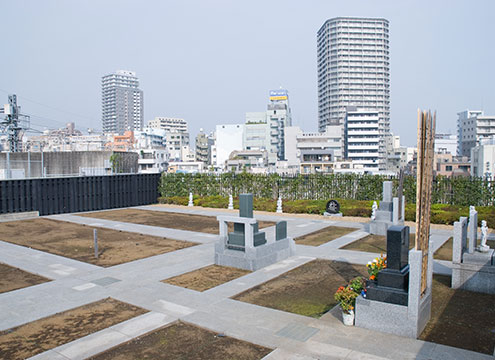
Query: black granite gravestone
227 194 266 250
366 225 410 306
326 200 340 214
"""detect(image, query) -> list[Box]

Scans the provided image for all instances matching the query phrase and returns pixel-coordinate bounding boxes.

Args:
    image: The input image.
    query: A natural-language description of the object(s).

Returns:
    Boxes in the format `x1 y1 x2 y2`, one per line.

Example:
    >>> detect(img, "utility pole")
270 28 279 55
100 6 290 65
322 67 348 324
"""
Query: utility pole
0 94 29 152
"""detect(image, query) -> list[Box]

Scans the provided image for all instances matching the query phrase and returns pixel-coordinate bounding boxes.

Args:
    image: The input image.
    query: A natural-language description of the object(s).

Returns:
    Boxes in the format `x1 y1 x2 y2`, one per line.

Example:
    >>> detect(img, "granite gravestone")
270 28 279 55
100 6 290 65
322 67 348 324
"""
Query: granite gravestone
227 194 266 250
366 225 410 306
325 200 340 214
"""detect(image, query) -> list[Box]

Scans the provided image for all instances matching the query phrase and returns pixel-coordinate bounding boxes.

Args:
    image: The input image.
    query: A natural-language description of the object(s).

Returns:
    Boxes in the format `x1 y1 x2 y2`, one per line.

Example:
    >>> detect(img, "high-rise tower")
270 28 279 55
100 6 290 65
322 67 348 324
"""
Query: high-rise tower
317 17 390 167
102 70 144 134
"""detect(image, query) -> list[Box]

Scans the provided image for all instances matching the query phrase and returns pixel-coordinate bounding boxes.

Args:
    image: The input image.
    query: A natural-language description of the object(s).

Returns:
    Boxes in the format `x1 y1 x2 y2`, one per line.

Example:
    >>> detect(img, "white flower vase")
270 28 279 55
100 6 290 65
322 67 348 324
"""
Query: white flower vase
342 310 354 326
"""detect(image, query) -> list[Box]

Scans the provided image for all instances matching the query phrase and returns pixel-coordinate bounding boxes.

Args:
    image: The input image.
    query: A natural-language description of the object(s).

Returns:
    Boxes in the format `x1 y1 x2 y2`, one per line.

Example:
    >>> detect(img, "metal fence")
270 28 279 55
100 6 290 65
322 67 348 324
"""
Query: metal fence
0 173 161 216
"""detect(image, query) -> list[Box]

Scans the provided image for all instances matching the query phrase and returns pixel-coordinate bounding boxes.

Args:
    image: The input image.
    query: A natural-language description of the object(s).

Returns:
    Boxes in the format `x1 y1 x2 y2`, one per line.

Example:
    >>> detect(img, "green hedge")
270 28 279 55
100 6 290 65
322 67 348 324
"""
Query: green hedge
158 196 495 228
159 173 495 207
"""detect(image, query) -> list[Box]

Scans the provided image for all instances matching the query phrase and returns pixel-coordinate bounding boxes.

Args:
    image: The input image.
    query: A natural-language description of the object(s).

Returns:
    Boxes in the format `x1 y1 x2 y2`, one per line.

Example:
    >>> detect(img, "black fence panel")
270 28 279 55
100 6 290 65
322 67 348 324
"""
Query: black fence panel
0 174 161 216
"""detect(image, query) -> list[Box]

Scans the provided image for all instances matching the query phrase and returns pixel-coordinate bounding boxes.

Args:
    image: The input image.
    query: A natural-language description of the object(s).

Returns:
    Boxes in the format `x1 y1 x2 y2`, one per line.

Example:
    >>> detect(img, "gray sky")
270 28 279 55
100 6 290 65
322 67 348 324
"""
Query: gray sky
1 0 494 146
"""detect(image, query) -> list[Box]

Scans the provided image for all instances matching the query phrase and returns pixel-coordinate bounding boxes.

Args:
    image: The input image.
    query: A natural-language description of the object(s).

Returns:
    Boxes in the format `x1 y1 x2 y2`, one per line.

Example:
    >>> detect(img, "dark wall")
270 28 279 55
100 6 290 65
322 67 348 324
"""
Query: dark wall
0 174 161 215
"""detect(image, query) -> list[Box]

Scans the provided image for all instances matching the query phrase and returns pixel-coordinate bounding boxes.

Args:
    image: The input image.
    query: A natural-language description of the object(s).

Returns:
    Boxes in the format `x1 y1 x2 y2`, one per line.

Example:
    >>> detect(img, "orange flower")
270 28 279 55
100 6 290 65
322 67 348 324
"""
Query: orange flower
369 275 376 280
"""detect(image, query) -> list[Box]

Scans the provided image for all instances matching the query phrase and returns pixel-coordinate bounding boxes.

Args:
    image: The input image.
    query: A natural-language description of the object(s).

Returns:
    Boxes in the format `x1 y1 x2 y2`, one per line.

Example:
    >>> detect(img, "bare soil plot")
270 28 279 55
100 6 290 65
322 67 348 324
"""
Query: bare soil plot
233 259 367 318
0 263 50 294
295 226 356 246
420 275 495 355
80 208 276 234
0 298 147 360
163 265 250 292
341 233 415 253
434 238 495 261
89 321 272 360
0 218 195 267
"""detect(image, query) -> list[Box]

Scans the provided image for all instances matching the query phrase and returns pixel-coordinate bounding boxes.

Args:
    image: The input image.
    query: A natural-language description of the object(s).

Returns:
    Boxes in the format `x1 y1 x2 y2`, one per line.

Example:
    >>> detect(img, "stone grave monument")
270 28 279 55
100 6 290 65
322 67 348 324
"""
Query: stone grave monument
355 225 433 338
366 226 410 306
356 110 435 338
215 193 295 271
369 181 405 236
451 216 494 294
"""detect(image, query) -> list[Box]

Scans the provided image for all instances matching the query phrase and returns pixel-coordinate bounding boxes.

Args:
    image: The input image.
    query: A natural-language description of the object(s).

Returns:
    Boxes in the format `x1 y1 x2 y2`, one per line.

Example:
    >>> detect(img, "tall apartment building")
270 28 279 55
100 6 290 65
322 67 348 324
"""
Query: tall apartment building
102 70 143 135
457 110 495 158
344 109 380 172
267 89 292 161
317 17 390 168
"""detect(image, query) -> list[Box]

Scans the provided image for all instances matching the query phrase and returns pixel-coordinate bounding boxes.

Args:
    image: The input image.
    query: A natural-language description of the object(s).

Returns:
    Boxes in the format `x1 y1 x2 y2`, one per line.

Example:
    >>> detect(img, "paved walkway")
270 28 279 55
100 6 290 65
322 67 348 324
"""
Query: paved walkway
0 205 492 360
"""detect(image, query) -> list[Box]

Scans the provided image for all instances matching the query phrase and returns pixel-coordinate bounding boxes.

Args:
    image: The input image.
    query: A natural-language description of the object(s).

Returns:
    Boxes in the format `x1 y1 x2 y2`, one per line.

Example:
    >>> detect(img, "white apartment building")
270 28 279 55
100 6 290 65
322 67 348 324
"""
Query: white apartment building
165 132 190 161
457 110 495 158
435 133 457 155
345 109 379 172
215 124 244 169
102 70 143 135
471 137 495 178
148 117 188 133
317 17 390 169
296 125 343 174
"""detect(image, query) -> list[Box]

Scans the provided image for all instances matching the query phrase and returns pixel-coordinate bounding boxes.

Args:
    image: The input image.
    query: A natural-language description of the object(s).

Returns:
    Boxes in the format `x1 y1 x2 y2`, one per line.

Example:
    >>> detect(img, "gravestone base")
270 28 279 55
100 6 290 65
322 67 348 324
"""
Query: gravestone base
323 212 342 217
452 249 495 294
214 237 295 271
356 290 431 338
356 248 432 338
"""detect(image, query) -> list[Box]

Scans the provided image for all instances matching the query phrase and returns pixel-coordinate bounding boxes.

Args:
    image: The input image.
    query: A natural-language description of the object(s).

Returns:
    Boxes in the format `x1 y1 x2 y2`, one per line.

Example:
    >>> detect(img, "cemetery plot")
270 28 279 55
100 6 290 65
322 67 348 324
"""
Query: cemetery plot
0 263 50 294
80 208 276 234
295 226 356 246
420 275 495 355
0 298 148 360
0 219 196 267
341 233 415 253
434 237 494 261
89 321 272 360
233 259 367 318
163 265 250 292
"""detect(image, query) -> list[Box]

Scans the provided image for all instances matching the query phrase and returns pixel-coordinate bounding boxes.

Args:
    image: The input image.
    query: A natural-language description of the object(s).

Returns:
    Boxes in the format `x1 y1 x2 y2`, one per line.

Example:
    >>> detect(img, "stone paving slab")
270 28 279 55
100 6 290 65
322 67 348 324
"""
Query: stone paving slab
0 240 100 280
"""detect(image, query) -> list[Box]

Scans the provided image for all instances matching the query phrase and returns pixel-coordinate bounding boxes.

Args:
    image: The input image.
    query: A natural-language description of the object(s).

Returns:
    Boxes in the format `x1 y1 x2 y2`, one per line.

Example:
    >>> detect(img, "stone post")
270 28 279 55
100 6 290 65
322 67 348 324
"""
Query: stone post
467 206 477 254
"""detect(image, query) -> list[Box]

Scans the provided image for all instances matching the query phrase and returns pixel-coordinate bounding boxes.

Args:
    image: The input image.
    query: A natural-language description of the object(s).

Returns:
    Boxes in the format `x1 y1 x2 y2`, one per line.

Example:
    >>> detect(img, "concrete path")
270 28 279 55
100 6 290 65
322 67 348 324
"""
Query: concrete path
0 205 491 360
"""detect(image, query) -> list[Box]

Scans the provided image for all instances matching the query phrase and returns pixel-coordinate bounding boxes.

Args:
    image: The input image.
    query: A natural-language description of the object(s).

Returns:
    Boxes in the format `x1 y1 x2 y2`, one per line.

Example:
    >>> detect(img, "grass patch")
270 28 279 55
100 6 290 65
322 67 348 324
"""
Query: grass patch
434 238 495 261
420 275 495 355
163 265 250 292
233 259 367 318
89 321 272 360
0 218 195 267
0 263 50 294
0 298 147 359
295 226 356 246
341 233 415 253
81 209 275 234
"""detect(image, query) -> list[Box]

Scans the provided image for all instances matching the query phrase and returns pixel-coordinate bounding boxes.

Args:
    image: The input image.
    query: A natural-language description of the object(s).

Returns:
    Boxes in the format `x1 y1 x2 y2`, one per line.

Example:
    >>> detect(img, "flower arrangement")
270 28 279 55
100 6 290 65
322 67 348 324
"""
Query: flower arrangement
334 285 358 314
348 276 366 294
367 254 387 281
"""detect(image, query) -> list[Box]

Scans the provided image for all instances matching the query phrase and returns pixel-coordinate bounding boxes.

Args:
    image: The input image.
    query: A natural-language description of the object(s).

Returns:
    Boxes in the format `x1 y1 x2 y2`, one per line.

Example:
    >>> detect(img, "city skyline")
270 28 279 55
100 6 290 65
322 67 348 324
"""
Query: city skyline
1 0 495 146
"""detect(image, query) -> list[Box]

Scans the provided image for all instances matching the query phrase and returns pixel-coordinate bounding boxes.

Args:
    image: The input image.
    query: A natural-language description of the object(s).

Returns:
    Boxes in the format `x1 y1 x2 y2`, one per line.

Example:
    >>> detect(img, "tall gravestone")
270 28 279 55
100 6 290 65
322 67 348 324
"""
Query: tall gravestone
367 226 410 305
227 194 266 249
